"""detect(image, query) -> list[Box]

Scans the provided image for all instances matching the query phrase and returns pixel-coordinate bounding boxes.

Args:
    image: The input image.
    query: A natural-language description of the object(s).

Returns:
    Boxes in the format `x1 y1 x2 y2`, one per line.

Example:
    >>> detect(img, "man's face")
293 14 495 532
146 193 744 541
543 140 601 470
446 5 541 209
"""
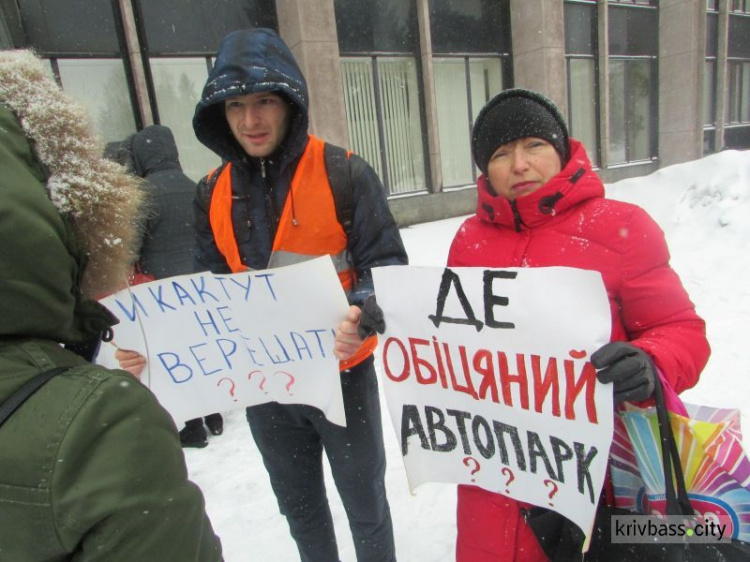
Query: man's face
224 92 291 158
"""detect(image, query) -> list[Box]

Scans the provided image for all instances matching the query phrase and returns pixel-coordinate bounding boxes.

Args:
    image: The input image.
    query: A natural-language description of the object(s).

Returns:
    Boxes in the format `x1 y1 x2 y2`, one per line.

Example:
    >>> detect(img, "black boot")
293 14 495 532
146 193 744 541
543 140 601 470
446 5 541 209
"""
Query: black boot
204 413 224 436
179 418 208 448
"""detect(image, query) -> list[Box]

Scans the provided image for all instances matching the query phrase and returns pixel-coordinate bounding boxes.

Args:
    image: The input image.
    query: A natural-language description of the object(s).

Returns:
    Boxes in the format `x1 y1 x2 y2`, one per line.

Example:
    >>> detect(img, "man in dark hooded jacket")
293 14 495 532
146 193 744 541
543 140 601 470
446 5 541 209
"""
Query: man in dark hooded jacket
191 28 405 561
128 124 224 447
0 49 222 562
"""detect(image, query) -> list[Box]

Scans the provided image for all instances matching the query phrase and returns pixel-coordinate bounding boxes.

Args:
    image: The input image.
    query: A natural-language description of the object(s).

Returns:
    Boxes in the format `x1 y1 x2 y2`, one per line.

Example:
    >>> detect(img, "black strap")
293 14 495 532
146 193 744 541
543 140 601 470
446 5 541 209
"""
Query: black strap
652 375 695 516
204 161 231 204
323 143 354 239
0 367 70 428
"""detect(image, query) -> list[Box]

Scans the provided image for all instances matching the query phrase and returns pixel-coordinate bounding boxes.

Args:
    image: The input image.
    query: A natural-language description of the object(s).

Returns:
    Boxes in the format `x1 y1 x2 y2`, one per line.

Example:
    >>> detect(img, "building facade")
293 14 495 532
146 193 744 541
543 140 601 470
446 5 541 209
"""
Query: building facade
1 0 748 225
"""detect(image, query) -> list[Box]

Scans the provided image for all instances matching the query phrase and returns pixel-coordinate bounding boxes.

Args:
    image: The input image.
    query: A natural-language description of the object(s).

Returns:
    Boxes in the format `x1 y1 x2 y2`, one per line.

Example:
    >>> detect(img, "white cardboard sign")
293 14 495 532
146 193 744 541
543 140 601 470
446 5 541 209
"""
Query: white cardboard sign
372 265 613 546
97 257 349 426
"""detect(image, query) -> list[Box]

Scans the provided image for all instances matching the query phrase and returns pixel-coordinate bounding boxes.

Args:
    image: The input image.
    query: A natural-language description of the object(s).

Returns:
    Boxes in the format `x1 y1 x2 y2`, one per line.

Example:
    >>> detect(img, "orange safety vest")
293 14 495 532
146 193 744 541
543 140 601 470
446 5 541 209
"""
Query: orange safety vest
208 135 377 371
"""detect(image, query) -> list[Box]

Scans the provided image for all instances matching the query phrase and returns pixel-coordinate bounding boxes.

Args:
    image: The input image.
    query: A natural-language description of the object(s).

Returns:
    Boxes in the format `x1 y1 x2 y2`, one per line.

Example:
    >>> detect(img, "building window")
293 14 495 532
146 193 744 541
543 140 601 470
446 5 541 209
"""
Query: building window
607 2 658 164
704 7 719 155
433 57 503 186
609 59 654 162
341 57 426 195
429 0 510 186
10 0 138 143
148 58 216 181
726 8 750 148
731 0 750 14
336 0 426 195
55 58 138 143
704 60 717 127
429 0 510 54
565 0 600 166
727 62 750 123
609 0 656 5
14 0 121 54
134 0 277 54
335 0 418 53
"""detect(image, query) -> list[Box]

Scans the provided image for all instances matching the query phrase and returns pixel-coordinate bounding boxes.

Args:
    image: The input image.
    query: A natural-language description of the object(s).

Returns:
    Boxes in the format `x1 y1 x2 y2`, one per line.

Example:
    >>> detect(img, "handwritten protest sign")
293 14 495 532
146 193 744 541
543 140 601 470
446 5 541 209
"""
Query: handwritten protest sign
372 265 613 546
97 257 349 427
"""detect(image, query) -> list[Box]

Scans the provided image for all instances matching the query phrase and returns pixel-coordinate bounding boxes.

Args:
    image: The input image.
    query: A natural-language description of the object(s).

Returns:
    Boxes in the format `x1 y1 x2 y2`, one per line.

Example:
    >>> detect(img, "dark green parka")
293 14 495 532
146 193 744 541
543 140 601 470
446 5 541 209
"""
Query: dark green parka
0 50 222 561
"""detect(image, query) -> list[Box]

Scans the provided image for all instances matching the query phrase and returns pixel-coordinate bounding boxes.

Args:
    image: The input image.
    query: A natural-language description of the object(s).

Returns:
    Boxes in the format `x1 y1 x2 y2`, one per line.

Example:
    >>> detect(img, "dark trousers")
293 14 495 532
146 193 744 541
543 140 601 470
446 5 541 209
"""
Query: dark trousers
246 357 395 562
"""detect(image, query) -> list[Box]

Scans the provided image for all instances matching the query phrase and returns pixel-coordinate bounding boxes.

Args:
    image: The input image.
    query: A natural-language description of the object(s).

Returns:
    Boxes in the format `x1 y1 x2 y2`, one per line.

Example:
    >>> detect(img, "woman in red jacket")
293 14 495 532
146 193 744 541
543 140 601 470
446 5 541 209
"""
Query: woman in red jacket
450 89 710 561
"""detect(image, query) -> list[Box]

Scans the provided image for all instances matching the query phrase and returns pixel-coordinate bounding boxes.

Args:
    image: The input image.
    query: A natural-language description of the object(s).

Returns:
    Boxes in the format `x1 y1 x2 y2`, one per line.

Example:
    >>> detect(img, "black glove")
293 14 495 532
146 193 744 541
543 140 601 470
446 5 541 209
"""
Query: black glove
357 295 385 340
591 342 656 404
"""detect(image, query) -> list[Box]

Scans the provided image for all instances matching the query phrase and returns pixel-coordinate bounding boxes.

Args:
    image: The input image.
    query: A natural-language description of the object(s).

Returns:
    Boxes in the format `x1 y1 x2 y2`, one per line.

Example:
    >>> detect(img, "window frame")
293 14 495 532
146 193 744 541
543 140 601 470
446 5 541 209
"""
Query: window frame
726 59 750 124
566 55 601 167
11 0 143 137
564 0 601 167
340 53 429 196
431 54 506 187
606 1 659 165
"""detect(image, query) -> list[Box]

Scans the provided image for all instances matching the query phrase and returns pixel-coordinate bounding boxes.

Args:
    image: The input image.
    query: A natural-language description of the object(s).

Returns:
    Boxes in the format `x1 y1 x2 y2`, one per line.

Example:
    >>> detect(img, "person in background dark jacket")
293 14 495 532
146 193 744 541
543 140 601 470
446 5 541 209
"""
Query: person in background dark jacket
131 125 197 279
123 125 224 447
0 48 222 561
191 29 405 561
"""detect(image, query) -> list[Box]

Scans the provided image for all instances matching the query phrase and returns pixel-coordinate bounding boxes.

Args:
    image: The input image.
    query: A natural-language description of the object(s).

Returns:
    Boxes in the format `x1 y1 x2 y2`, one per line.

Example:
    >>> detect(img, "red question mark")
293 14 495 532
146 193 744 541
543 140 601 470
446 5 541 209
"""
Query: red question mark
544 479 559 506
275 371 296 395
501 467 515 494
463 457 481 482
217 377 237 401
248 370 268 394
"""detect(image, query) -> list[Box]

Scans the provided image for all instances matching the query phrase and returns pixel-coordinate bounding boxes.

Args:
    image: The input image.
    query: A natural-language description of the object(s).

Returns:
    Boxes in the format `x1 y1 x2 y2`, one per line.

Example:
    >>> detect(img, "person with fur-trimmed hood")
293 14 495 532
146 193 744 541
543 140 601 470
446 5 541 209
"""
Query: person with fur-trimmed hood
0 50 222 561
450 89 709 561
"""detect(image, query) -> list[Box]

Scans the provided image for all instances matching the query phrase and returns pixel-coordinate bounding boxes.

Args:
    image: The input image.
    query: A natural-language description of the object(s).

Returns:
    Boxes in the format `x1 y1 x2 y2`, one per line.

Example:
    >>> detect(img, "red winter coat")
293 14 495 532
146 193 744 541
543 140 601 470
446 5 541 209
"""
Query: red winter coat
449 140 710 561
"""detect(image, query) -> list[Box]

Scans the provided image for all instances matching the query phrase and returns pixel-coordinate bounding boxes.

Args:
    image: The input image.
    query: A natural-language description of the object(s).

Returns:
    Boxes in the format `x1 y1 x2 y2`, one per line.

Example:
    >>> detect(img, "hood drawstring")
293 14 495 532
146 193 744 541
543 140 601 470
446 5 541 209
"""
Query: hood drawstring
481 202 495 222
570 167 586 184
290 187 298 226
539 192 563 215
537 167 586 216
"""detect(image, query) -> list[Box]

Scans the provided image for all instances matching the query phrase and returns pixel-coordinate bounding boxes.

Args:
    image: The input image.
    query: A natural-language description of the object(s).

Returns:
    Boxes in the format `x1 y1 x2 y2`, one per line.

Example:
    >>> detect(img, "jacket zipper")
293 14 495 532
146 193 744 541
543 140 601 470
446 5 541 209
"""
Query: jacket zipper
510 200 524 233
260 157 280 240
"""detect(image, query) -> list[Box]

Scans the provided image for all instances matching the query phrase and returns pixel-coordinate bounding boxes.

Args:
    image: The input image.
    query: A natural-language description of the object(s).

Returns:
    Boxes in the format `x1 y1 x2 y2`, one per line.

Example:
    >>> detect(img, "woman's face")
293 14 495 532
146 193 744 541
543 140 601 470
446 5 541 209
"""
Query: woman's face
486 137 562 201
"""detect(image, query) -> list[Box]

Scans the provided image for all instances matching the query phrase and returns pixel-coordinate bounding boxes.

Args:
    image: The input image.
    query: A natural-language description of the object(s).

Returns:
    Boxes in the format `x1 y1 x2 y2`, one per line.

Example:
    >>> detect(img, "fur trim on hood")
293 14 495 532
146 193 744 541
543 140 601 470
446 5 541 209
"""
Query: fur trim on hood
0 50 143 298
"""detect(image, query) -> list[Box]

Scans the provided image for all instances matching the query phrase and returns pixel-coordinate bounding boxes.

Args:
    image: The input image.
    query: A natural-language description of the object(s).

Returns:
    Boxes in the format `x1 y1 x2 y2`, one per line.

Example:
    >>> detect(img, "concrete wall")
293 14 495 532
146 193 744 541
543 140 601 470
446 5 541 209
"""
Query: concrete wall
597 162 659 185
276 0 350 149
659 0 705 166
389 188 477 228
509 0 568 112
416 0 442 193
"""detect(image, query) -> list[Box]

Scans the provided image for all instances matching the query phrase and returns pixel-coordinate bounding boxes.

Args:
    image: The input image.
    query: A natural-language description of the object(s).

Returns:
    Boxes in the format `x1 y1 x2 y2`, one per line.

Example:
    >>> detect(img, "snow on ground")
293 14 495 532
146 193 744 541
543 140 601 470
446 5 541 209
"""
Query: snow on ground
186 150 750 561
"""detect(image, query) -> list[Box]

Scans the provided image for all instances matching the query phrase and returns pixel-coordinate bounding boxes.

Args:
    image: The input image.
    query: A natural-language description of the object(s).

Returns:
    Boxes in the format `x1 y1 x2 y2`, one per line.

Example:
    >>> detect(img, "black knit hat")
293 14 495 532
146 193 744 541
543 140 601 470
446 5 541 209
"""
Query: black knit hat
471 88 570 174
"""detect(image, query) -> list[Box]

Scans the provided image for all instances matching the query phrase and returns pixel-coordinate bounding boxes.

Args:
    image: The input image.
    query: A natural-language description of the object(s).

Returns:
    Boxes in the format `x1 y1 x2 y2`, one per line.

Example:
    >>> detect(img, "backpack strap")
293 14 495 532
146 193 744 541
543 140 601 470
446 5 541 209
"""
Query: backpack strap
323 143 354 240
0 366 70 428
206 161 230 193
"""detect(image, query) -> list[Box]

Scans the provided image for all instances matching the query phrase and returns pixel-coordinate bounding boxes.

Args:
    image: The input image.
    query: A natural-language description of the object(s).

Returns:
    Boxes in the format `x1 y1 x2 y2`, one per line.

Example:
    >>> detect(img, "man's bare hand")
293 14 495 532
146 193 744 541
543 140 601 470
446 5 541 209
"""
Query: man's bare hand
334 305 364 361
